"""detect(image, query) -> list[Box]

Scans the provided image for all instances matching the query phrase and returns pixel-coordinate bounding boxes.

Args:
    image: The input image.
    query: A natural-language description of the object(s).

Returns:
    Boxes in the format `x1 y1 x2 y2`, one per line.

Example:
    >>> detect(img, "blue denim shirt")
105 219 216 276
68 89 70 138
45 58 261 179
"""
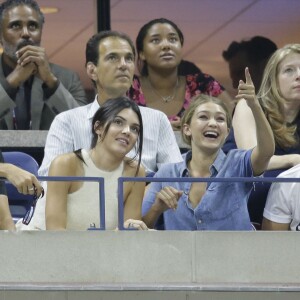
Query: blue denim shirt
142 149 254 230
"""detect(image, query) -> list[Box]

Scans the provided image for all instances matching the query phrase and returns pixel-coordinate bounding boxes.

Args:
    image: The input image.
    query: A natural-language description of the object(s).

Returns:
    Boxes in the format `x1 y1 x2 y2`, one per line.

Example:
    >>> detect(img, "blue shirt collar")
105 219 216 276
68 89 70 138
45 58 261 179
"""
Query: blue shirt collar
179 149 227 177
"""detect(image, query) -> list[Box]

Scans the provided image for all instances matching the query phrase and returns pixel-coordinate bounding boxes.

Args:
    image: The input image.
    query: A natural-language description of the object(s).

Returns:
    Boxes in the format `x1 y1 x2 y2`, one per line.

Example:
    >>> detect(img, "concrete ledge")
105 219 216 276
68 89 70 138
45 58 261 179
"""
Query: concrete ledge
0 130 190 149
0 282 300 292
1 231 299 289
0 130 48 148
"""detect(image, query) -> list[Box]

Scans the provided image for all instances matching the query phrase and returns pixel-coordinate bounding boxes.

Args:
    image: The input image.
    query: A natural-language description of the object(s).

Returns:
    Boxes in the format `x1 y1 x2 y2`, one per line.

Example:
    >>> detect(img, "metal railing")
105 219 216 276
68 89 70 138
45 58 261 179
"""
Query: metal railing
38 176 105 230
117 176 300 230
32 175 300 230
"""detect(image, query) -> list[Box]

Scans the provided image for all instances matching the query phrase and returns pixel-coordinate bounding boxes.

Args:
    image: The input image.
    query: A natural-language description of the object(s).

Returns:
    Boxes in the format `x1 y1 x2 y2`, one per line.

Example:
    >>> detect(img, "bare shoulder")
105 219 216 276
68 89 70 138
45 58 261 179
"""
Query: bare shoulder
49 152 83 176
123 157 145 177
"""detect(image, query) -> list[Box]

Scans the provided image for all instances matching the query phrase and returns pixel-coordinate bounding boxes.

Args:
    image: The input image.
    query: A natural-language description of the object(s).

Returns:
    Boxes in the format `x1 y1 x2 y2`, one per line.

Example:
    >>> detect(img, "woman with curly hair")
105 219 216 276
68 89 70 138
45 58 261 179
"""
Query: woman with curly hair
129 18 233 131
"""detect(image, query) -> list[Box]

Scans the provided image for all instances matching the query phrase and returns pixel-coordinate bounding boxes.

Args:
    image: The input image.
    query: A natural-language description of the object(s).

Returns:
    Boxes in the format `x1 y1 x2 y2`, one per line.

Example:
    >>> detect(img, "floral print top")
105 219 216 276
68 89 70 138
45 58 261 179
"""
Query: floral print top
128 73 225 121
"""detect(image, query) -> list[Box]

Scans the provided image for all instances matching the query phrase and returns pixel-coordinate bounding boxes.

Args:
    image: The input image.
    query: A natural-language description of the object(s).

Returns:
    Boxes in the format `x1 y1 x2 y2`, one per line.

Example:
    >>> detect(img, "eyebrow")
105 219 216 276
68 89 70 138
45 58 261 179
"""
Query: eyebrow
149 33 160 38
149 32 178 38
196 110 226 115
281 63 297 67
105 51 133 57
115 115 140 127
8 19 40 27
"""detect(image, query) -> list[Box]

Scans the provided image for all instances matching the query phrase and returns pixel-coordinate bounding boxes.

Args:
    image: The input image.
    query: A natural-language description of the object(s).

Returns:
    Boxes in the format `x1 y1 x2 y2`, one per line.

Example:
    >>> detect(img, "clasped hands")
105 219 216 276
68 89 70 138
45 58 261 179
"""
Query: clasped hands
8 45 57 88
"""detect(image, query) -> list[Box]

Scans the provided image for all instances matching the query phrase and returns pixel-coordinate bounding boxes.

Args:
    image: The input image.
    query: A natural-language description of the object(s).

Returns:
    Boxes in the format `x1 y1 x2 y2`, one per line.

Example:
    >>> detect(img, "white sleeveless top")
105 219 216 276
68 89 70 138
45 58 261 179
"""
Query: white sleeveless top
66 149 124 230
17 149 124 231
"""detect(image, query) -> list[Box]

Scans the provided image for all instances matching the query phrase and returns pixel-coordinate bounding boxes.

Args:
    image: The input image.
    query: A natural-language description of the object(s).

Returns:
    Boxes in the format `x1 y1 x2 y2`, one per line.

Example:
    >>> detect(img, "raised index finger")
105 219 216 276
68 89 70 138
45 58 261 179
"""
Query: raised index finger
245 67 253 85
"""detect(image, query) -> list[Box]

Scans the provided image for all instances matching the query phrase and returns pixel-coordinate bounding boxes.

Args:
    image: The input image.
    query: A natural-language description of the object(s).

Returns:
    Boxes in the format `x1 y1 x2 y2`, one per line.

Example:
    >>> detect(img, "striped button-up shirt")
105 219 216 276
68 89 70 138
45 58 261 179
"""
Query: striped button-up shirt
39 96 182 176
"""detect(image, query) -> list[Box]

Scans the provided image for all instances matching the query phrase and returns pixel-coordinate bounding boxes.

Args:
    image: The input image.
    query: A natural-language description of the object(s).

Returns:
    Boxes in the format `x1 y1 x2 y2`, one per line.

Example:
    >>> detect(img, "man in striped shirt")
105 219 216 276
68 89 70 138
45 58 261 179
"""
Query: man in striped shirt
39 31 182 177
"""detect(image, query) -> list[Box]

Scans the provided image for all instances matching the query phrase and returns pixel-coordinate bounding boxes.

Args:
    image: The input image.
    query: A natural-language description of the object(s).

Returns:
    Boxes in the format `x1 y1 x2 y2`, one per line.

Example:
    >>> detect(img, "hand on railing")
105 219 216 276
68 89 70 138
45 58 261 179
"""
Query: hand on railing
5 164 43 196
124 219 149 230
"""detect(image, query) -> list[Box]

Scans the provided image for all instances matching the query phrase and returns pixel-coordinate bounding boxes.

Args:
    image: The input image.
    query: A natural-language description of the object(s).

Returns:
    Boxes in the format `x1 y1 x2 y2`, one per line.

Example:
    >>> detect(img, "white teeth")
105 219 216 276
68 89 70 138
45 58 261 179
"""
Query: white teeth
204 131 218 138
117 138 128 145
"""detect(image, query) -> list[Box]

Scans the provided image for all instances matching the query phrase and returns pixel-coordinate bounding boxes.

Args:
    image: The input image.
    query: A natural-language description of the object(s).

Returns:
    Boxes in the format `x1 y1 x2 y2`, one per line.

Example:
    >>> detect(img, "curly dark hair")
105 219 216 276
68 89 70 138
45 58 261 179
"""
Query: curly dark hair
0 0 44 32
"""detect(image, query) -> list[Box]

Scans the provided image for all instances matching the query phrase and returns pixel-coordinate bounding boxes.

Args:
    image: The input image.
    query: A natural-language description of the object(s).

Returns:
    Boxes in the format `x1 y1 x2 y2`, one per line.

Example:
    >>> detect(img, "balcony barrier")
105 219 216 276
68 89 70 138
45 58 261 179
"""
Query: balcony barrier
34 175 300 230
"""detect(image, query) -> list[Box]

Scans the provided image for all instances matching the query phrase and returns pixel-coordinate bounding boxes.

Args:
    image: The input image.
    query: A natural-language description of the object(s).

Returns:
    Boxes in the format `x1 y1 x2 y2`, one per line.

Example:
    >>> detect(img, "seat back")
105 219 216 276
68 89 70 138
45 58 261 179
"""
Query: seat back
2 151 39 218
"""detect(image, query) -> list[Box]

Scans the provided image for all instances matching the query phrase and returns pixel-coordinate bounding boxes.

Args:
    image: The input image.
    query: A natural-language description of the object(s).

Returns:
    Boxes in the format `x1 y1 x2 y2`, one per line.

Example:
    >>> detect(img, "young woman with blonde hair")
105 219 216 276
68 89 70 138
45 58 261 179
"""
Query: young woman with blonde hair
231 44 300 226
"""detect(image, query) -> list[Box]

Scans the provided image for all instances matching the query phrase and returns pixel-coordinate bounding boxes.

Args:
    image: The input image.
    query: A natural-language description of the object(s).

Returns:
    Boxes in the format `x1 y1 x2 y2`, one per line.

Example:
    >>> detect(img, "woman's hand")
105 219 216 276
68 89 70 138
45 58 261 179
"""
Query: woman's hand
236 67 259 108
236 68 275 176
154 186 183 212
4 164 43 196
124 219 149 230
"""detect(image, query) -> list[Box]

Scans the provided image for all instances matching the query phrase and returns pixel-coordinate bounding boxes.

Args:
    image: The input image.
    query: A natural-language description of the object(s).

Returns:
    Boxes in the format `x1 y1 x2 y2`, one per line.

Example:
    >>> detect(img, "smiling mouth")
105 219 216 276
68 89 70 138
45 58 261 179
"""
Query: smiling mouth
203 131 219 139
116 138 129 145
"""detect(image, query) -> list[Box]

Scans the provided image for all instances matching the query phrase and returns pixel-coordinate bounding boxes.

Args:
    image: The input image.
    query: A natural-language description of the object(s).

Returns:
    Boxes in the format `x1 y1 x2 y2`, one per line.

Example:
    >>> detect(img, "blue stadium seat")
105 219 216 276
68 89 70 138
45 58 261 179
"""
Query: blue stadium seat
2 151 39 219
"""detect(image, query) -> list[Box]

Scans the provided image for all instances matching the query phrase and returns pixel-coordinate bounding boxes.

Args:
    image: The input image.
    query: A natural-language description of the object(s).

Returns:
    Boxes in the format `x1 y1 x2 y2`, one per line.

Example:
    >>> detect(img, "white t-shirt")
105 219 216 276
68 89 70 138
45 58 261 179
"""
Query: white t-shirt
263 164 300 231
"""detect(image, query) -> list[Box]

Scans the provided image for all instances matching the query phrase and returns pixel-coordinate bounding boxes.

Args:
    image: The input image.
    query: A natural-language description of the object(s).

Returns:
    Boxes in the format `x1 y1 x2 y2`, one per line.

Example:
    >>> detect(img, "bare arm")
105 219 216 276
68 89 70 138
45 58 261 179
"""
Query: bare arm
262 217 290 230
218 90 235 117
233 70 300 171
233 103 300 170
0 195 15 230
236 68 275 176
267 155 300 170
45 155 74 230
233 98 257 149
0 163 43 196
123 165 148 230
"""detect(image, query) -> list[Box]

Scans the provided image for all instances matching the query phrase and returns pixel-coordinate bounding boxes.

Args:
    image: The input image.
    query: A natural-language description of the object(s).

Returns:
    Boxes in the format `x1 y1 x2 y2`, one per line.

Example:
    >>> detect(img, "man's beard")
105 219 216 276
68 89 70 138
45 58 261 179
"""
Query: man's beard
2 39 37 62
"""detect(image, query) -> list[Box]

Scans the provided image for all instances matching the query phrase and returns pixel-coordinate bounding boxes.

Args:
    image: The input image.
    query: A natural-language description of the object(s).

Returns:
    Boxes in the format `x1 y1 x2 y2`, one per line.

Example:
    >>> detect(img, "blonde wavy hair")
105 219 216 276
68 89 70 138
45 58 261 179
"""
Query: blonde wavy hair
180 94 232 146
258 43 300 148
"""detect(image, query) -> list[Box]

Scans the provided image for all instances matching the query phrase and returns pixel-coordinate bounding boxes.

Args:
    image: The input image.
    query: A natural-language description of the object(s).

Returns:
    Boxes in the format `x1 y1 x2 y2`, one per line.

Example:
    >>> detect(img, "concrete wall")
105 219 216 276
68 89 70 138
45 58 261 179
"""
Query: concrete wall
0 130 189 149
0 231 299 299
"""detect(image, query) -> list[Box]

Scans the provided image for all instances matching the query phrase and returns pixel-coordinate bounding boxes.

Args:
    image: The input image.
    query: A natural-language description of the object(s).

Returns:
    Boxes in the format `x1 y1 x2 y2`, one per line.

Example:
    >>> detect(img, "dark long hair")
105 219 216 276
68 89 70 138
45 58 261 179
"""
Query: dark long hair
90 97 143 175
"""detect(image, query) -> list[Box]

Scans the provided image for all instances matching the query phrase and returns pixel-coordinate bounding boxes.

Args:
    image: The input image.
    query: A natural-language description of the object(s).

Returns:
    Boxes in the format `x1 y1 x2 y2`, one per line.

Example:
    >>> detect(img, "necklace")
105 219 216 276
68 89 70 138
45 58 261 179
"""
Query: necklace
149 77 179 103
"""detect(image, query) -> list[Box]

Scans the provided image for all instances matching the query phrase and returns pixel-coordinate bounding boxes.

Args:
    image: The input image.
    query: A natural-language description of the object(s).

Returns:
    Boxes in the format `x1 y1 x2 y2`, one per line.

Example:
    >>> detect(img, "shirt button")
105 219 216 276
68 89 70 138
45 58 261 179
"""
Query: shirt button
198 219 202 224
